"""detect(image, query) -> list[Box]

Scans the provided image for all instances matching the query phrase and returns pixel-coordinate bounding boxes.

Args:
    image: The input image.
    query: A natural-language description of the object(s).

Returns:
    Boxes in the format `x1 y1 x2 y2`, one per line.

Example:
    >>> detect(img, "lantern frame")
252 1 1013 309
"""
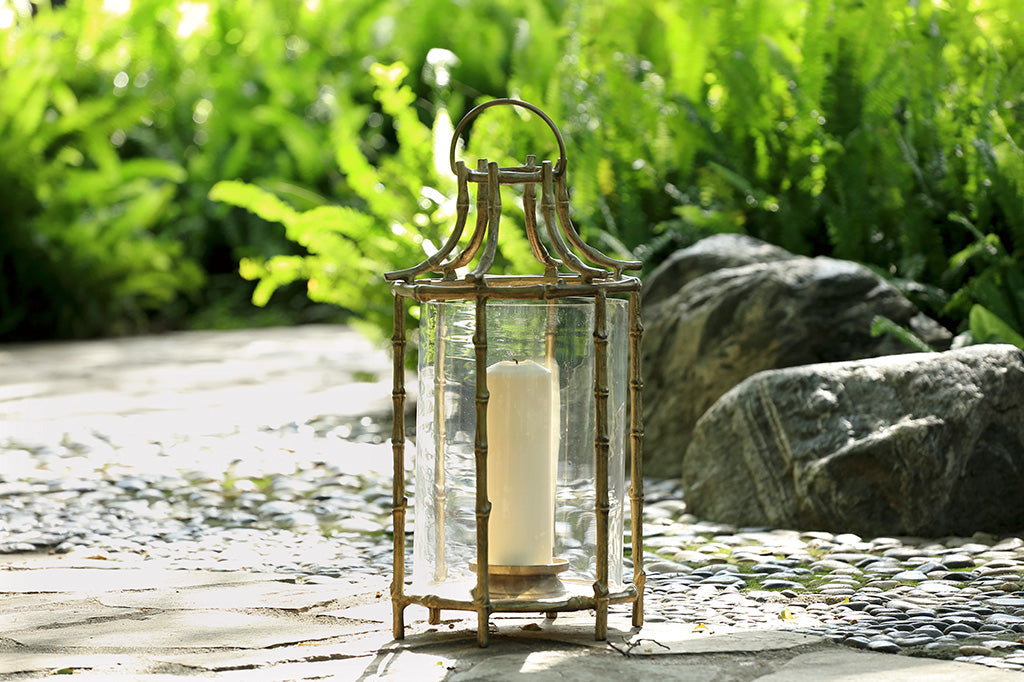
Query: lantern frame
386 99 645 647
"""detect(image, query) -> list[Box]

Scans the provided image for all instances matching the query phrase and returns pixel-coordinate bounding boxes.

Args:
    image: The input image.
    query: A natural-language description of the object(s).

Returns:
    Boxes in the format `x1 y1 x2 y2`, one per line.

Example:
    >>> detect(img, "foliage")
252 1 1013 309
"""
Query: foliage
0 0 563 339
571 0 1021 347
535 0 1024 348
869 315 935 354
207 62 445 340
0 0 203 337
0 0 366 339
2 0 1023 349
210 62 541 340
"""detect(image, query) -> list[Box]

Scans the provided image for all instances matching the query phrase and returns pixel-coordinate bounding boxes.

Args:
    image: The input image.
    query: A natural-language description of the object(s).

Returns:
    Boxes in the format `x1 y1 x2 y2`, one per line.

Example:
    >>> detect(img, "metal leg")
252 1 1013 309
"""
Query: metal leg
393 601 405 640
593 290 610 643
629 291 646 629
473 294 491 649
595 601 608 641
391 296 408 643
632 573 646 627
477 609 490 647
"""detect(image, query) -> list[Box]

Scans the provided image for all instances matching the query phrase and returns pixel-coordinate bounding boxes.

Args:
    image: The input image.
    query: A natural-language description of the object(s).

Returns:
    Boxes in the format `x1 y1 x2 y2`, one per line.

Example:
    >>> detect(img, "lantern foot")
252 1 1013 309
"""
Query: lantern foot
595 604 608 641
428 607 442 625
392 603 406 640
477 610 490 647
632 596 644 627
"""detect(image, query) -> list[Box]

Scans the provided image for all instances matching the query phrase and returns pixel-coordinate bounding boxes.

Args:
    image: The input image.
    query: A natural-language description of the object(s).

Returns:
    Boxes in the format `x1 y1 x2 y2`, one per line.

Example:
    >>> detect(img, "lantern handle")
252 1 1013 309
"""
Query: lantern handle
449 98 567 177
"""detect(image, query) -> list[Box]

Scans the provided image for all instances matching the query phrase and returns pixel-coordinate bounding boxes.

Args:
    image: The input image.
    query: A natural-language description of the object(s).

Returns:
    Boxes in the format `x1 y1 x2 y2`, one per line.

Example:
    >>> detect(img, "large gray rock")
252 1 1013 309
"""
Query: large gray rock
641 237 951 478
643 234 797 306
683 344 1024 537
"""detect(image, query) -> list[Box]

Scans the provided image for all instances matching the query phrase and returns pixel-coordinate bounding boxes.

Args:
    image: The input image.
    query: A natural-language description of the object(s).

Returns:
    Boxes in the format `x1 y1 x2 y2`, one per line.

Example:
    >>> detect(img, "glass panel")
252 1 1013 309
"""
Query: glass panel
412 299 628 600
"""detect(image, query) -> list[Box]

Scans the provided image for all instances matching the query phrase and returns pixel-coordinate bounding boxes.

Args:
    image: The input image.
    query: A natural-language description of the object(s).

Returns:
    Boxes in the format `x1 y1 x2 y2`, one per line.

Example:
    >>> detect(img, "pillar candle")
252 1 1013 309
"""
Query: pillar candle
486 359 556 566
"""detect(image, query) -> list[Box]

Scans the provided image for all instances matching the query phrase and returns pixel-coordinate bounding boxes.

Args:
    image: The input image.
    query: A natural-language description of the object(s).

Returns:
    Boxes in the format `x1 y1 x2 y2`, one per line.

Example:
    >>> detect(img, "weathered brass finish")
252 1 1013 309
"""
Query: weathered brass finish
386 98 645 647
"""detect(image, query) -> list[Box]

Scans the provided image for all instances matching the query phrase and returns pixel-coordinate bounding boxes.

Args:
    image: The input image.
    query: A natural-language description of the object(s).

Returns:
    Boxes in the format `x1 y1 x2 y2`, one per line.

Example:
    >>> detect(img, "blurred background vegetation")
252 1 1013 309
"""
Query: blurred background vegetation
2 0 1022 346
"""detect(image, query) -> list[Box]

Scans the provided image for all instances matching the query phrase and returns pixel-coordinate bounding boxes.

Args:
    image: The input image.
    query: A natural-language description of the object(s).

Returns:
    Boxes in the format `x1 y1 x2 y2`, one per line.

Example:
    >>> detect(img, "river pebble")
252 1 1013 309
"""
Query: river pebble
2 421 1023 673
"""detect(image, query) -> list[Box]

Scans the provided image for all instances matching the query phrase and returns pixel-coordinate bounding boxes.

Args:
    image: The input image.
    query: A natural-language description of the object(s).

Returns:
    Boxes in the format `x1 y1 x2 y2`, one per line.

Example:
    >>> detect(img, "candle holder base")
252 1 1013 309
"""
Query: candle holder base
470 558 570 600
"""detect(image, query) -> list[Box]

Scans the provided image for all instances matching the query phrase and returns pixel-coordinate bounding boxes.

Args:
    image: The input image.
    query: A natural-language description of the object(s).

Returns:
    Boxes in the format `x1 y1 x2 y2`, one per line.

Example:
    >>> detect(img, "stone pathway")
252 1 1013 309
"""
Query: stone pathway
2 326 1023 679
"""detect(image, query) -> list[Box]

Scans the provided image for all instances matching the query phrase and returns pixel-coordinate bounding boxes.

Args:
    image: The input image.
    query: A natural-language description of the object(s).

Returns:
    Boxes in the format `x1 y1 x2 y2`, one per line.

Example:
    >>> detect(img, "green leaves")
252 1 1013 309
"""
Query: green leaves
209 181 300 226
5 0 1024 345
969 306 1024 349
870 316 935 354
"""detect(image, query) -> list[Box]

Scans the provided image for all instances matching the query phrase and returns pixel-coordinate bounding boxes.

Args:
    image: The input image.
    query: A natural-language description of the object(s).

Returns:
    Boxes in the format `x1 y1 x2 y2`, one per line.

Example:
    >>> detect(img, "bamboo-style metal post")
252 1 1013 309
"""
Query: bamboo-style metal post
390 295 408 639
629 291 646 627
472 295 492 647
592 289 610 640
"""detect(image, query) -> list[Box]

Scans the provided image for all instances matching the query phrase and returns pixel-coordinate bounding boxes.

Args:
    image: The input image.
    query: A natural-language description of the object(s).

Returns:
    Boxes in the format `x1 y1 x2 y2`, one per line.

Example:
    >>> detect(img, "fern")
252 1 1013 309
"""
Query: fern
870 315 935 354
8 0 1024 345
211 61 549 337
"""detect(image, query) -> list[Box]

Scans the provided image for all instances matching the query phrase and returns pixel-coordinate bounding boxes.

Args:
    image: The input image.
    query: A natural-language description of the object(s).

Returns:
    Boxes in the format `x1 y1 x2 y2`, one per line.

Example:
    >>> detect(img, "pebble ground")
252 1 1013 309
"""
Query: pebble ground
3 417 1024 675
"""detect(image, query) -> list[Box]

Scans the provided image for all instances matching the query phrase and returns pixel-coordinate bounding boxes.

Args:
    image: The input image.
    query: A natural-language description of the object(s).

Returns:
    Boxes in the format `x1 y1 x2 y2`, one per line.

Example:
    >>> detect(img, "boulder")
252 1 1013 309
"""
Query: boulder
643 233 797 306
683 344 1024 537
641 236 951 478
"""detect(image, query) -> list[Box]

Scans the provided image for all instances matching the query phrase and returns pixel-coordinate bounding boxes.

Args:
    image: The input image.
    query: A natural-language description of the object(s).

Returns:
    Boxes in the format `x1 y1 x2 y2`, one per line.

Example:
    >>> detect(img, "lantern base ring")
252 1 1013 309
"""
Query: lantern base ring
469 558 569 600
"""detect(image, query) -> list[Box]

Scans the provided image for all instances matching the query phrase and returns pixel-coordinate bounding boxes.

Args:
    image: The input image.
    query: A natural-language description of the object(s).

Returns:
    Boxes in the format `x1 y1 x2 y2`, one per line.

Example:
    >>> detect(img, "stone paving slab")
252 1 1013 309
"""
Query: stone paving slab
0 604 144 634
493 614 823 654
152 630 396 671
0 653 139 677
447 648 1024 682
757 649 1024 681
3 609 361 650
0 593 68 610
211 657 406 682
0 566 290 593
617 626 823 655
96 576 387 610
0 325 406 445
446 648 726 681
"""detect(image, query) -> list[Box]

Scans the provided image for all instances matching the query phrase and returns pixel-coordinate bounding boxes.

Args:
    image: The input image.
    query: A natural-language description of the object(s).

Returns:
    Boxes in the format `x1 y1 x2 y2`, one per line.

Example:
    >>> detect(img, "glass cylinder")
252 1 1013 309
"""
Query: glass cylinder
411 298 629 602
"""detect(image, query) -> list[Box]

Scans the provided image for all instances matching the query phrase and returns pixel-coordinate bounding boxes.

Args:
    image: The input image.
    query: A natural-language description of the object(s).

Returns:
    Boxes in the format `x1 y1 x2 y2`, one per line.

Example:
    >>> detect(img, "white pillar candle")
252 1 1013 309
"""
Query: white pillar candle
486 359 556 566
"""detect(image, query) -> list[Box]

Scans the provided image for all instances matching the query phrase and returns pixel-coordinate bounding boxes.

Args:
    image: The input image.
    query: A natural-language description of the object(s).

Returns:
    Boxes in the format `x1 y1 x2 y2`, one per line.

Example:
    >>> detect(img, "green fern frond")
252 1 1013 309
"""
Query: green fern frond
870 315 935 353
208 181 298 226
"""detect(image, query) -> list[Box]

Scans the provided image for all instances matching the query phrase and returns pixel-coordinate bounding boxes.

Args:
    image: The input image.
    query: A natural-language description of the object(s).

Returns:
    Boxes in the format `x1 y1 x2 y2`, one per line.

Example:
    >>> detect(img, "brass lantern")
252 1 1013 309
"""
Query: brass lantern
386 99 645 647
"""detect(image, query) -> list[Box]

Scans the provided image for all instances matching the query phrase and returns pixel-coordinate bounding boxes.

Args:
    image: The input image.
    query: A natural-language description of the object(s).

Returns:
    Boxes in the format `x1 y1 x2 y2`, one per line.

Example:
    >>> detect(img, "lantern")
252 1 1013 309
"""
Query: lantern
386 99 645 647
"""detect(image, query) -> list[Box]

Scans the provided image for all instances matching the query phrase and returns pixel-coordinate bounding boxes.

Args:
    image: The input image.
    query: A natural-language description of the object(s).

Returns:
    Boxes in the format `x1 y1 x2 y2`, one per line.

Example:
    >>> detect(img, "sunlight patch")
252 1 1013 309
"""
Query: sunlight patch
176 1 209 39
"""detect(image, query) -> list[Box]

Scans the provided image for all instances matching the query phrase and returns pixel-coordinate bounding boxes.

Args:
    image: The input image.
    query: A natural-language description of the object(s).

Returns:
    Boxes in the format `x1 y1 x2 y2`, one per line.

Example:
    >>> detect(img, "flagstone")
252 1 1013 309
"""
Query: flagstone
0 568 288 594
4 610 352 649
153 631 395 670
0 605 142 635
0 652 134 676
97 578 382 611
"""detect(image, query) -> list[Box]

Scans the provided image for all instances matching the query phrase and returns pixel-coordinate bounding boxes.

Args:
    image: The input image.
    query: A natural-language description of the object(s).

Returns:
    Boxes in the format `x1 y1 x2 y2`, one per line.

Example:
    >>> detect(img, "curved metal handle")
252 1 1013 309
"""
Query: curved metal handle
449 98 567 176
